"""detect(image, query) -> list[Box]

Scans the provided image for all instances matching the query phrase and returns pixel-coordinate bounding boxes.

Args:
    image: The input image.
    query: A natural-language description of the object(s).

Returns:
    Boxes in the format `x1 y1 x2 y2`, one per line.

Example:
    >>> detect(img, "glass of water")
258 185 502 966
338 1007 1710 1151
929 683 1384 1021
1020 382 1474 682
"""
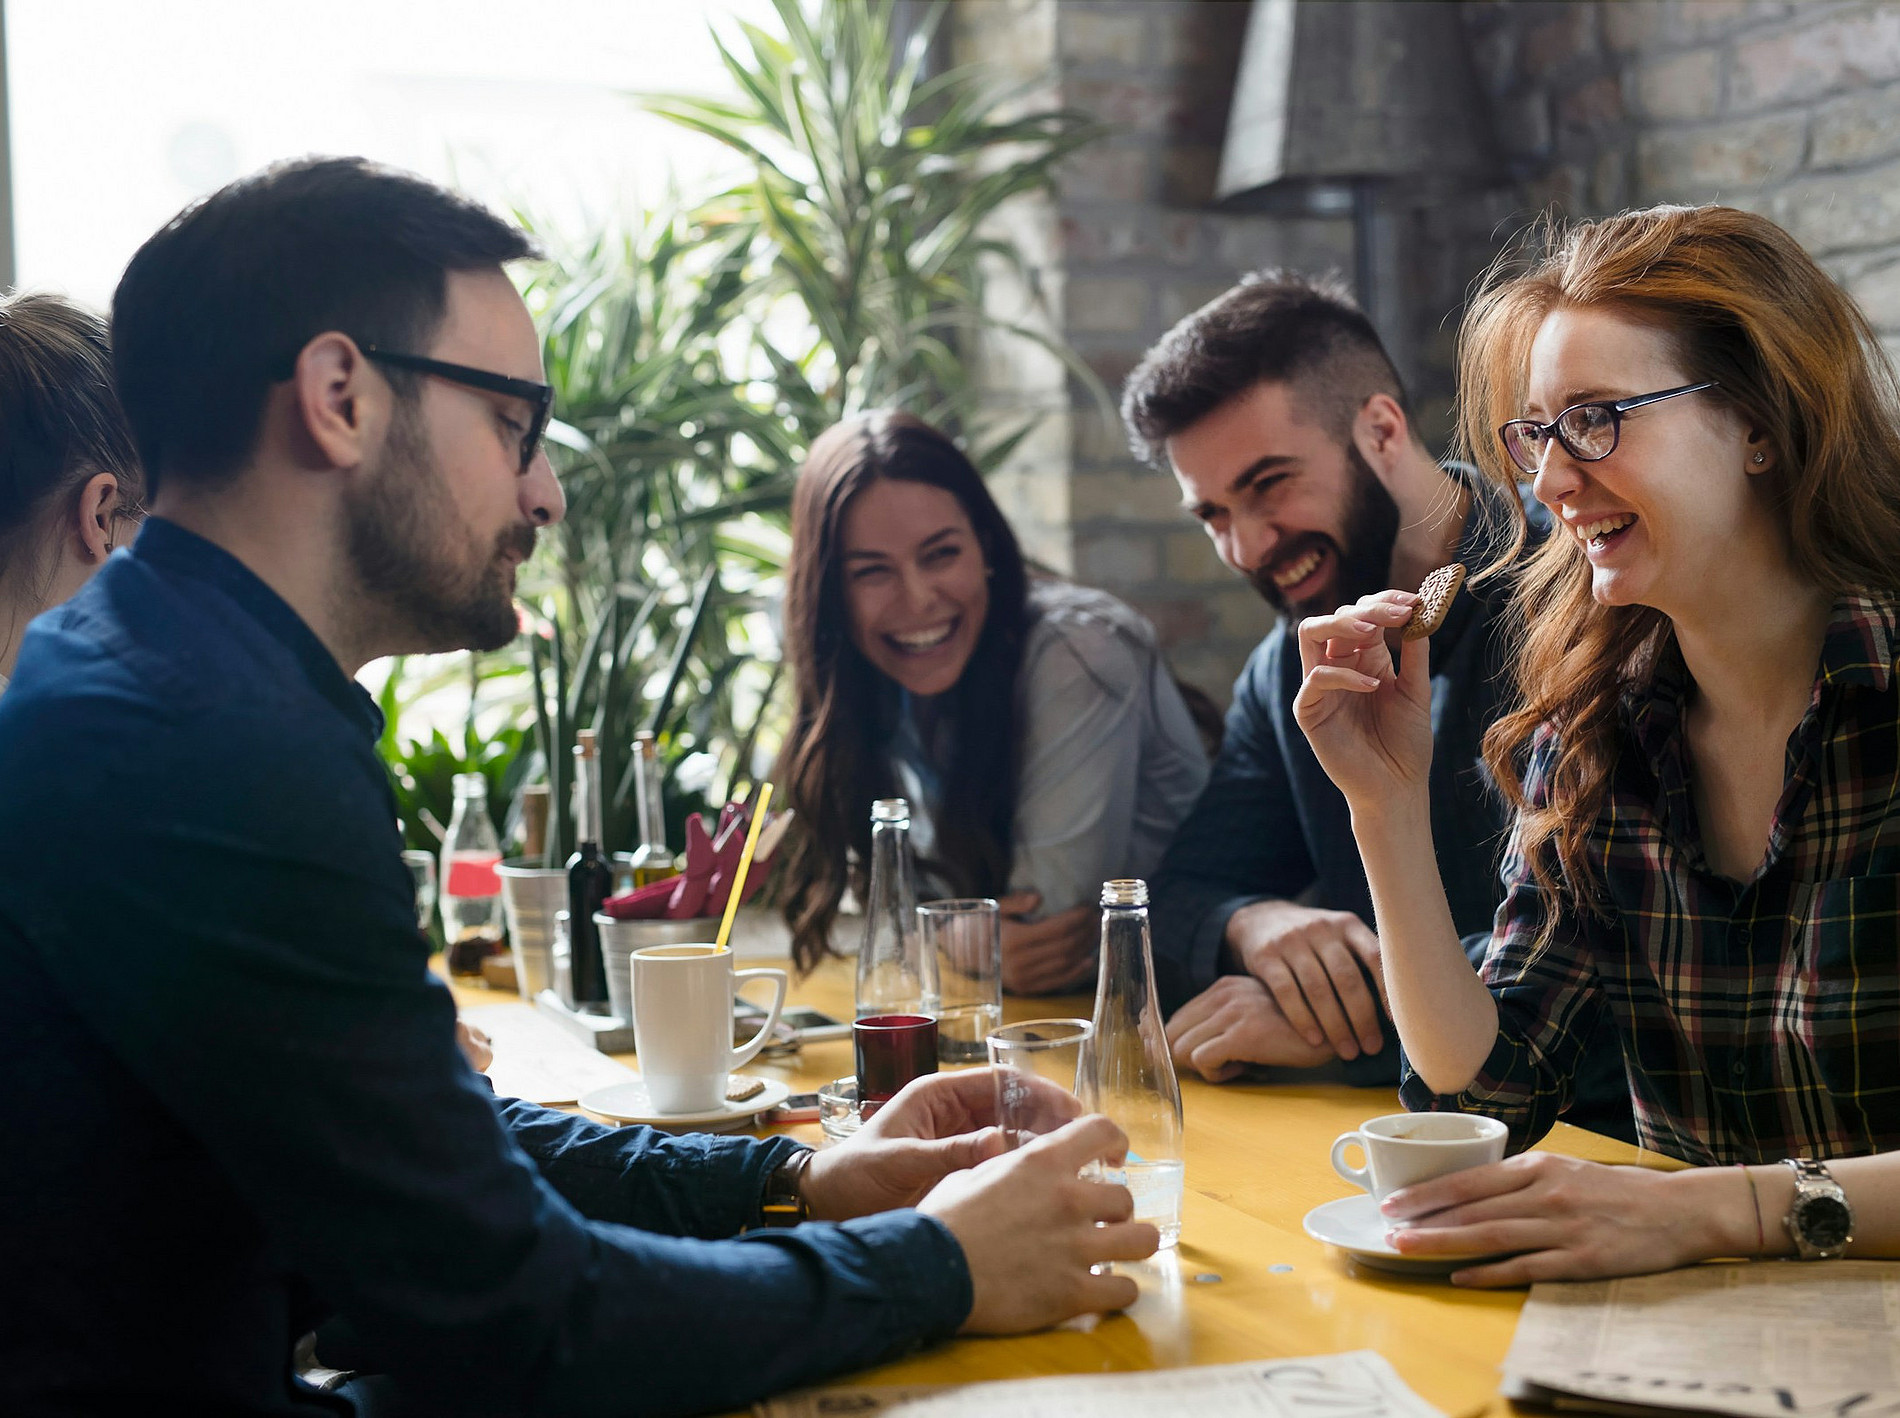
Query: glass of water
986 1018 1090 1149
919 897 1002 1064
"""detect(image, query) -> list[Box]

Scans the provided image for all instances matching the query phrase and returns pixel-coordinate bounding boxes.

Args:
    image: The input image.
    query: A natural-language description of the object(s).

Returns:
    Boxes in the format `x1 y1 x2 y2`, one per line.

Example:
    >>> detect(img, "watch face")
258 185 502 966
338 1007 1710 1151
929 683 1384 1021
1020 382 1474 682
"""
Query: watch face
1797 1194 1854 1249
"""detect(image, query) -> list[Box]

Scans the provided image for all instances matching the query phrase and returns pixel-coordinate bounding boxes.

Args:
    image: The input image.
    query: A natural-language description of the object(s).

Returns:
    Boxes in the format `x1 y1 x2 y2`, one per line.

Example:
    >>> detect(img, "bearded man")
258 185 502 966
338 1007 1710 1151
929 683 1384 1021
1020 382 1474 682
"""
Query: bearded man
0 157 1153 1418
1122 272 1629 1138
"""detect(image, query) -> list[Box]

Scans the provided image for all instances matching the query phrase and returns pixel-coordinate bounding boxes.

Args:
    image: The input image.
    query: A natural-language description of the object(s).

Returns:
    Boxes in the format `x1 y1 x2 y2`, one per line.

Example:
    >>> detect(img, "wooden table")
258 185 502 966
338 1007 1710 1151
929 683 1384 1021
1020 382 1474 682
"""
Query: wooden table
448 955 1666 1417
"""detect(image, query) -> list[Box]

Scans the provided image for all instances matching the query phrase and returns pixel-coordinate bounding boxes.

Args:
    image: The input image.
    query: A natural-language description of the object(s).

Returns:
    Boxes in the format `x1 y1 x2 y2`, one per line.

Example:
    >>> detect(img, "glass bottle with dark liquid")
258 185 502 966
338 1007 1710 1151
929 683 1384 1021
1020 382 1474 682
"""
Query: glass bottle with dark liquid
565 730 614 1013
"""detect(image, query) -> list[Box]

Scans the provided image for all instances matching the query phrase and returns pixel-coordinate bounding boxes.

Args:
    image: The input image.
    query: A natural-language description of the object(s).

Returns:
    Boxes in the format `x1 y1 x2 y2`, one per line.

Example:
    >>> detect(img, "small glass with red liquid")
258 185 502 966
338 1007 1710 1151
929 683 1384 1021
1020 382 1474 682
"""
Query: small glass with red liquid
853 1014 939 1114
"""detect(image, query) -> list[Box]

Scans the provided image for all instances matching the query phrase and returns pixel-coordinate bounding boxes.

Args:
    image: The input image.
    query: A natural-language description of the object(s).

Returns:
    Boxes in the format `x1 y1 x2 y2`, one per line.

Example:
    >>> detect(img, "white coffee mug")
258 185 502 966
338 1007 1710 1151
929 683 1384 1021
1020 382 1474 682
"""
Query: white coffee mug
630 944 788 1114
1330 1112 1508 1201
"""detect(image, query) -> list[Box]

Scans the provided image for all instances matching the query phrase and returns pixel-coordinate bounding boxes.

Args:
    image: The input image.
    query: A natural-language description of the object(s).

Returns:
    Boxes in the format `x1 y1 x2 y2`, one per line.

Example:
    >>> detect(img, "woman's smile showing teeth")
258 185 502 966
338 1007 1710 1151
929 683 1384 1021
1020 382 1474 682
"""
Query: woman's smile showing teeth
1574 512 1636 552
886 618 959 654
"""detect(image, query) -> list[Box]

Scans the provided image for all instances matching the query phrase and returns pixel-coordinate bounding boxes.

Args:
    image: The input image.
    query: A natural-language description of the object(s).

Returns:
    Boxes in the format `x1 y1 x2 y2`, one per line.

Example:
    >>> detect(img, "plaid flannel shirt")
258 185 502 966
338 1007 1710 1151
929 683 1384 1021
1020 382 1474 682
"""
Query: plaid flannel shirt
1402 592 1900 1164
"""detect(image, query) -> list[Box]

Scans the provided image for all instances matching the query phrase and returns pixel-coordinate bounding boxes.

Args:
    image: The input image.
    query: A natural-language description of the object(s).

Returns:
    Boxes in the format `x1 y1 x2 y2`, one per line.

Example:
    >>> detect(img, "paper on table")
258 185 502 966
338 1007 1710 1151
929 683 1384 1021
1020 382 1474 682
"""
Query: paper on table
460 1003 638 1105
1503 1262 1900 1418
755 1350 1444 1418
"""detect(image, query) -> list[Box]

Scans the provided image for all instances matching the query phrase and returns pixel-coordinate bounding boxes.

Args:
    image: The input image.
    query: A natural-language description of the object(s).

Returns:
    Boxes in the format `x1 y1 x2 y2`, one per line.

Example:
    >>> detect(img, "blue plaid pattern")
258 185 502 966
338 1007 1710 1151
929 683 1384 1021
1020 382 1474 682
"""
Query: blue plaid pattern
1402 593 1900 1163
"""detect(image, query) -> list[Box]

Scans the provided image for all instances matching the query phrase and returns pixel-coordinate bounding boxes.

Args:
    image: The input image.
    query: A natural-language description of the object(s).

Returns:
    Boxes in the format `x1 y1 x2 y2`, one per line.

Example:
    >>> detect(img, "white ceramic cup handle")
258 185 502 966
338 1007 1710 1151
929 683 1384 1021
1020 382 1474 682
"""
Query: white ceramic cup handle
1331 1131 1372 1193
728 967 789 1069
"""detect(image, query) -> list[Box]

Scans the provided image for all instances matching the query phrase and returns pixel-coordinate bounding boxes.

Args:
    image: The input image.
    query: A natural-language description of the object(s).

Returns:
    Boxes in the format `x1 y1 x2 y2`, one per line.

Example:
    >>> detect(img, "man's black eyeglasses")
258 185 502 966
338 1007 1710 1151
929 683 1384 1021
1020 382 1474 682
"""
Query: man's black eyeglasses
1498 381 1717 475
362 346 554 474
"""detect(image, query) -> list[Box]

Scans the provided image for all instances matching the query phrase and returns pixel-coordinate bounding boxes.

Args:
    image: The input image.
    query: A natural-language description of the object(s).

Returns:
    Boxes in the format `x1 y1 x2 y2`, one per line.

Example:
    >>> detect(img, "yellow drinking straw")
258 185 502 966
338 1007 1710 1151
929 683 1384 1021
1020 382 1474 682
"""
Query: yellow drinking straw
714 782 773 952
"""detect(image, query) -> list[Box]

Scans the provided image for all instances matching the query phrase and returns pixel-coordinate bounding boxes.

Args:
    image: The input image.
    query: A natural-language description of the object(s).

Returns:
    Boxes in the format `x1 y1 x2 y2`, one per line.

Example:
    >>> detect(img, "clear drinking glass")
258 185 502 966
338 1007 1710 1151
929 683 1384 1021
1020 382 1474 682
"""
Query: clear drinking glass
1078 879 1185 1248
401 850 437 934
919 897 1002 1064
986 1018 1092 1150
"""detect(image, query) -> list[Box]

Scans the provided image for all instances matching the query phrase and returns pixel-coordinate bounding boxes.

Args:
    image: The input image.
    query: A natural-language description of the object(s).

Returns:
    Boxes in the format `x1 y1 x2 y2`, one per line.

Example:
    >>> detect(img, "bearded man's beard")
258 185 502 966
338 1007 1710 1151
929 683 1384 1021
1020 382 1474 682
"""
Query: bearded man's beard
344 399 535 654
1246 441 1402 617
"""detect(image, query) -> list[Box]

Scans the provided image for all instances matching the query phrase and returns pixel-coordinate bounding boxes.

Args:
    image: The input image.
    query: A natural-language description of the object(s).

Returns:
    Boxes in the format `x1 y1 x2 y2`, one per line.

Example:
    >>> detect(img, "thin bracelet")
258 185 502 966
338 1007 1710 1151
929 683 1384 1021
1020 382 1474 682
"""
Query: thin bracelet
1736 1163 1765 1254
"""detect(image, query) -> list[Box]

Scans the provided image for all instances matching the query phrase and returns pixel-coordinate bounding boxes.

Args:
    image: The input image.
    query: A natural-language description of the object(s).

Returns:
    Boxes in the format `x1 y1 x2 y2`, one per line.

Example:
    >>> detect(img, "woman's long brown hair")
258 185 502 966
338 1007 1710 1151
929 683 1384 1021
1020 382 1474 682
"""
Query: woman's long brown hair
774 412 1031 973
1460 205 1900 926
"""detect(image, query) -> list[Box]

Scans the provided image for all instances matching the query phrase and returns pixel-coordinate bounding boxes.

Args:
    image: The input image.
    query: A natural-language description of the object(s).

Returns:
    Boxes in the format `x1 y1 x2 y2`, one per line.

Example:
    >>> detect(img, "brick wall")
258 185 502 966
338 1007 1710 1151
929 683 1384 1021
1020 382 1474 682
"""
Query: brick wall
954 0 1355 703
1466 0 1900 356
958 0 1900 707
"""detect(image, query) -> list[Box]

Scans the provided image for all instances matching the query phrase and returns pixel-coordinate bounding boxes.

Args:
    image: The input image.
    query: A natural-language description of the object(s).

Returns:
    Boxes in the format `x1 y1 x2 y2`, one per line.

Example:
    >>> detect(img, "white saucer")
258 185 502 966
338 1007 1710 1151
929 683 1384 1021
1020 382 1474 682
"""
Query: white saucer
578 1076 790 1131
1302 1193 1504 1276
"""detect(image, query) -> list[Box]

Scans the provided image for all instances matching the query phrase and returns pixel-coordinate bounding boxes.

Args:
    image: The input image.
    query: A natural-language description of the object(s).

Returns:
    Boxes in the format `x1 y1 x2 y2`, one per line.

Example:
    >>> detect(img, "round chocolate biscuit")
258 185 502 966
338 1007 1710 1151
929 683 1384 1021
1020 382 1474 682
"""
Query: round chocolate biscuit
1401 562 1466 641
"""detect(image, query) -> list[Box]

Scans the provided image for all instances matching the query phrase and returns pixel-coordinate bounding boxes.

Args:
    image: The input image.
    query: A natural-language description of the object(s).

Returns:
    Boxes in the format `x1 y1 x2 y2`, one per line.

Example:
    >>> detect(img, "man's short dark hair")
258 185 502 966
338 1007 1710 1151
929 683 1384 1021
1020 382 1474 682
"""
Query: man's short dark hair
111 156 536 493
1120 269 1410 469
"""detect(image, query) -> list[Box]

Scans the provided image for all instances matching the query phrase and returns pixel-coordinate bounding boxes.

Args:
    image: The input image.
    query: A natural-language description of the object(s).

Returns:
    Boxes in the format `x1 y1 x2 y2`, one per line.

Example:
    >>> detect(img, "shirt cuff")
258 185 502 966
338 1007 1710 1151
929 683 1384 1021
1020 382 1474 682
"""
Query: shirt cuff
1156 890 1267 1014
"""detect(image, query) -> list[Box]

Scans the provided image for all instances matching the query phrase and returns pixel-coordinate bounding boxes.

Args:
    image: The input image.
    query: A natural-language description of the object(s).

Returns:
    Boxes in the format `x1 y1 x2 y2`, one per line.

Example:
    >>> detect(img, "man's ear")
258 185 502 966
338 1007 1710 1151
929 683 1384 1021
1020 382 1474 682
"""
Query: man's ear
73 471 120 562
288 332 383 472
1351 392 1412 477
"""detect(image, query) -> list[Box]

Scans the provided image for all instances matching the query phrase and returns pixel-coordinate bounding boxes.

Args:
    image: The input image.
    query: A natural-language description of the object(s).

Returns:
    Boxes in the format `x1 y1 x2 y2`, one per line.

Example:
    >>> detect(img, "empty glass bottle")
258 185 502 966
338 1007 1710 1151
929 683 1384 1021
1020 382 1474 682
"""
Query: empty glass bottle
626 731 679 888
1077 878 1185 1247
854 799 939 1020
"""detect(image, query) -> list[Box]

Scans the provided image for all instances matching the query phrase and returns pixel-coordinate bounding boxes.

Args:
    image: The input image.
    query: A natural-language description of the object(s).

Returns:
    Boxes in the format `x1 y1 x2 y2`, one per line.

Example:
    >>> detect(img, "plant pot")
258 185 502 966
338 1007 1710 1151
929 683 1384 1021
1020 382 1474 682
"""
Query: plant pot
498 858 567 1001
595 914 722 1033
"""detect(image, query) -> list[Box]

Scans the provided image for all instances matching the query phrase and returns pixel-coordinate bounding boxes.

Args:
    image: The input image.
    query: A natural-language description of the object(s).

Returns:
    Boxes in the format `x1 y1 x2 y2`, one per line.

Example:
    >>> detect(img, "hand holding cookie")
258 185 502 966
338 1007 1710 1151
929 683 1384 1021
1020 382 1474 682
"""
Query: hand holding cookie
1291 586 1438 807
1400 562 1466 641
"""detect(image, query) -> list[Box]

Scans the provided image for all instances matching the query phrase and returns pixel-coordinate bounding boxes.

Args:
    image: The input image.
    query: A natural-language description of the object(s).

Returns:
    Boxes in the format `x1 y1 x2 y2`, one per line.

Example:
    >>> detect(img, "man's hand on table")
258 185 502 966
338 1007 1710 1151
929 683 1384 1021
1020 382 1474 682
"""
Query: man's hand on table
998 891 1097 995
921 1114 1158 1333
799 1069 1154 1331
1165 976 1335 1079
456 1020 493 1073
1222 899 1386 1059
800 1069 1011 1220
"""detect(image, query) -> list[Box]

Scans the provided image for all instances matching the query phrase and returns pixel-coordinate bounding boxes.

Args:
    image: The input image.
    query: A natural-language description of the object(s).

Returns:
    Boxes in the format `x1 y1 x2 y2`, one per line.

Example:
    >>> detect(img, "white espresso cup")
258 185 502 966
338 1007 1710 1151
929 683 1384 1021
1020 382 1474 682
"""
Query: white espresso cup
630 944 788 1114
1330 1112 1508 1201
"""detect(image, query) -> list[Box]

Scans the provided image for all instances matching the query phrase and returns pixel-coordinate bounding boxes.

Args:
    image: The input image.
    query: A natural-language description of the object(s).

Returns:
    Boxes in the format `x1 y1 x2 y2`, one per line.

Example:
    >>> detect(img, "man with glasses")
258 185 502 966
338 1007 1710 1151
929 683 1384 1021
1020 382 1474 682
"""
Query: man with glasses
1120 273 1629 1137
0 157 1151 1418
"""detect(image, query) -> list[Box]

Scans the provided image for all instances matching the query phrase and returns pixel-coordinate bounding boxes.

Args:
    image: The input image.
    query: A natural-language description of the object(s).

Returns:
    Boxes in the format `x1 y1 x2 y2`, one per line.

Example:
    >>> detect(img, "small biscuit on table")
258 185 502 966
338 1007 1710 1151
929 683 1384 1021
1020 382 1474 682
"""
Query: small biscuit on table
1401 562 1467 641
726 1076 766 1102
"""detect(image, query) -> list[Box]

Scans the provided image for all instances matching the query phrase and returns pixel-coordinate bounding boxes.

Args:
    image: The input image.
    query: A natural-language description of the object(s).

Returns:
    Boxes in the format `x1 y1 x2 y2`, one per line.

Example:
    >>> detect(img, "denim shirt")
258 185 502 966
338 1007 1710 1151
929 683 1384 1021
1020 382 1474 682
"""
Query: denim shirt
0 519 970 1417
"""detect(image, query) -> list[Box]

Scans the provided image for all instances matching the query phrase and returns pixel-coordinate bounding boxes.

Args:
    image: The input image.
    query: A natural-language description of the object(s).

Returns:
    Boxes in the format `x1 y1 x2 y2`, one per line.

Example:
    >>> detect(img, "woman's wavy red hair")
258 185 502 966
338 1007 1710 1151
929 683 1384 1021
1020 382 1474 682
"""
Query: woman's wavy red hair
1460 205 1900 922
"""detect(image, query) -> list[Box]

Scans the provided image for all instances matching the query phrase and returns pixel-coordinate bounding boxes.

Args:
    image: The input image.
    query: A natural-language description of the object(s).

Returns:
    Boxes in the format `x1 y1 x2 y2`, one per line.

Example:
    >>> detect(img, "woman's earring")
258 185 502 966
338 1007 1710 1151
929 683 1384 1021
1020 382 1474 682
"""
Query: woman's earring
1752 453 1766 465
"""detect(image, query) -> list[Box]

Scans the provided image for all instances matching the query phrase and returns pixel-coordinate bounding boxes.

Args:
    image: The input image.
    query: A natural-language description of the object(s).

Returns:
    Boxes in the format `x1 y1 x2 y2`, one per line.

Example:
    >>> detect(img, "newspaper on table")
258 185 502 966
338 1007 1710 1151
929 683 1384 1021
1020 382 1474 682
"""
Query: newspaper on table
1502 1261 1900 1418
459 1003 637 1105
756 1350 1444 1418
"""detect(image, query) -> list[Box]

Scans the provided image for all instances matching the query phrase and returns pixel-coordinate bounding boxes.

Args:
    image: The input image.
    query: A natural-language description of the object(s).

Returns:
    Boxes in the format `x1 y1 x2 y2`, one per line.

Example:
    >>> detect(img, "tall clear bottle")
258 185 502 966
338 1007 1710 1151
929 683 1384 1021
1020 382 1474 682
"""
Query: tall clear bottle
565 730 615 1013
1077 878 1185 1248
627 731 679 888
854 799 938 1020
440 773 504 976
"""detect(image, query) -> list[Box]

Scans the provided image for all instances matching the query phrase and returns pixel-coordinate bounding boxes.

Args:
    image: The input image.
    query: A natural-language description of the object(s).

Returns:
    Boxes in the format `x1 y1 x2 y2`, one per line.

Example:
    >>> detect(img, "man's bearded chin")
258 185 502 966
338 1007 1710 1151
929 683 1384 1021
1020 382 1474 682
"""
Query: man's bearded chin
345 417 535 655
1246 442 1401 617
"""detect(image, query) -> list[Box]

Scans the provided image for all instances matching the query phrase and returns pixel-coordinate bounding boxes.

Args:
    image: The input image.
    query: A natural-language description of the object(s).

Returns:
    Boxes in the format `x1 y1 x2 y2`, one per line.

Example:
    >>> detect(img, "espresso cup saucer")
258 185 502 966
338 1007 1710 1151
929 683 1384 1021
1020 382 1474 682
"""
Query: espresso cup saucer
1302 1194 1504 1276
578 1076 790 1132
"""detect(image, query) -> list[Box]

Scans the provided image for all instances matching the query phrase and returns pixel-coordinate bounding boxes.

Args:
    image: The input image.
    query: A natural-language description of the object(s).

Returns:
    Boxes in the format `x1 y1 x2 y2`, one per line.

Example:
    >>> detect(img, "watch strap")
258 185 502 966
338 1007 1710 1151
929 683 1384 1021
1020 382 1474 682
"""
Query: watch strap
757 1146 816 1228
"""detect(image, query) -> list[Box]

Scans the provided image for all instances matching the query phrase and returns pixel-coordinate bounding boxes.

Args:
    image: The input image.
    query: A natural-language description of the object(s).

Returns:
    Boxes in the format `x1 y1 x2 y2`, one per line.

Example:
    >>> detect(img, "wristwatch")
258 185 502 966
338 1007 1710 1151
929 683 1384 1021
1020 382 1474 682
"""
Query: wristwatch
757 1146 816 1228
1782 1158 1854 1259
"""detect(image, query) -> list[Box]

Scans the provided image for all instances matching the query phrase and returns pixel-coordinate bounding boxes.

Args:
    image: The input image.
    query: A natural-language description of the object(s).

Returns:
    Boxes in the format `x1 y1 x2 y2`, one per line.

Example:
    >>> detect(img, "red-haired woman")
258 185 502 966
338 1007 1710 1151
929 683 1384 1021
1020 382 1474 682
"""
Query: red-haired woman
1295 206 1900 1282
775 411 1209 993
